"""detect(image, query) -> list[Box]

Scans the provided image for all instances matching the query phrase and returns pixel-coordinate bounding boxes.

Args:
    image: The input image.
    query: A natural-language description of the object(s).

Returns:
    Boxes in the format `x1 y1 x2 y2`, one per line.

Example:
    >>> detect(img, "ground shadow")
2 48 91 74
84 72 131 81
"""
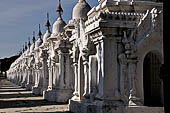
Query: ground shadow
0 79 69 112
0 87 21 89
21 111 72 113
0 89 27 92
0 99 67 109
0 92 38 99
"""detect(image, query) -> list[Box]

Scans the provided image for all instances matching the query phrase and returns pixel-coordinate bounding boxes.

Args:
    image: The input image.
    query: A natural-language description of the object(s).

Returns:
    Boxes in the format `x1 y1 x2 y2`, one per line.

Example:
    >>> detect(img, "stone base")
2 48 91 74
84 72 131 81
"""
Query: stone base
69 100 164 113
127 106 164 113
69 100 124 113
21 82 26 88
17 82 22 86
32 87 43 95
26 84 33 91
43 89 73 103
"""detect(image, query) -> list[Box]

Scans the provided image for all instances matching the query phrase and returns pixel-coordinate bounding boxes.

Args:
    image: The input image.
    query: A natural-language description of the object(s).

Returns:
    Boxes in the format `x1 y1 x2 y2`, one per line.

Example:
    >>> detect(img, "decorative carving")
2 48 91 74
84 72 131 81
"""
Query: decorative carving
122 30 137 59
118 53 128 102
121 29 142 105
6 1 163 110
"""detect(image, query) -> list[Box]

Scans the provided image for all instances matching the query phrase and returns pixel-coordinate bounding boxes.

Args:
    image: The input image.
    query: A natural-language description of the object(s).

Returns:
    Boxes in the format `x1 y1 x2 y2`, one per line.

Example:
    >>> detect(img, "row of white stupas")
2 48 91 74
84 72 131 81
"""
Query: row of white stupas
7 0 163 113
7 0 93 102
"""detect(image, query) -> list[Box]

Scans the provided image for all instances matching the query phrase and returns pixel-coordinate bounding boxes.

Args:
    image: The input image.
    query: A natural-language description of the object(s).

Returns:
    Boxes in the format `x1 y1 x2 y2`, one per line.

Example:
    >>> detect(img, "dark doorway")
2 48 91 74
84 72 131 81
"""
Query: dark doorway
143 52 163 107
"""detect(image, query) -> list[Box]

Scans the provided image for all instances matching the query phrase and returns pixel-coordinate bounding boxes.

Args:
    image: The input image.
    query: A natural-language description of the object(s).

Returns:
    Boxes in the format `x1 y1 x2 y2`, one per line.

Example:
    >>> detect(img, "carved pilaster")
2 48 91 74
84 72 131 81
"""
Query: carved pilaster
41 50 49 91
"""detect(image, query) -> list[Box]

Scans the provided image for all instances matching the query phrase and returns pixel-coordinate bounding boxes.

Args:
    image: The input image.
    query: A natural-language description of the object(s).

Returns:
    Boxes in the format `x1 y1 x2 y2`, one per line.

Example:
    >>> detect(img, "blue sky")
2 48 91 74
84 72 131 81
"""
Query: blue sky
0 0 98 58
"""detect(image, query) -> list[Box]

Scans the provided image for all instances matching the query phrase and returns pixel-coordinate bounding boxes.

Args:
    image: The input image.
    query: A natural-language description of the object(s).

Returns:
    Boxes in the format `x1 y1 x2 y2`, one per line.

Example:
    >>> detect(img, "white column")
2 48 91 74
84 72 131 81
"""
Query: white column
48 59 53 90
73 63 78 96
78 56 84 100
83 60 90 98
42 50 49 90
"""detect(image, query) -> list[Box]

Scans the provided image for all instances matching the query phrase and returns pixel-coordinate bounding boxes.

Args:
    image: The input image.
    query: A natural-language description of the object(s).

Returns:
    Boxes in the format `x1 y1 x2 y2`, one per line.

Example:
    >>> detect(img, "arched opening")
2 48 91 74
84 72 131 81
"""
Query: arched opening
143 52 163 107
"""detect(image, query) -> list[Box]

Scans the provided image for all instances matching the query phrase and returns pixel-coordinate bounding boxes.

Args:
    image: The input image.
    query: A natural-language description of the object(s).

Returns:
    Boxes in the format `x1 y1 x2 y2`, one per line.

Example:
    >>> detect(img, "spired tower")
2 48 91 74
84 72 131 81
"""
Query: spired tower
69 0 163 113
43 0 73 103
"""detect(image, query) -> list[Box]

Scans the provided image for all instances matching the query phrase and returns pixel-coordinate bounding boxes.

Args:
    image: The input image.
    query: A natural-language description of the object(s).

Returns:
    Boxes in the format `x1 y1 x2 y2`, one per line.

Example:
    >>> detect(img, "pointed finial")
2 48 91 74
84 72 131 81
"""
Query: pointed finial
38 24 42 38
45 13 51 32
56 0 63 18
22 45 25 53
28 37 31 48
25 42 27 50
32 31 36 43
79 0 86 2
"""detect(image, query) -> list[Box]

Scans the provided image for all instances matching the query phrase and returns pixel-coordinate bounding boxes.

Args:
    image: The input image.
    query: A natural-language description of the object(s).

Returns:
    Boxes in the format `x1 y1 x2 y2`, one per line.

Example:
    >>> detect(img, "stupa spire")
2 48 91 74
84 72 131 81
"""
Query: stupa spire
45 13 51 32
32 31 36 43
38 24 42 39
56 0 63 18
25 42 27 50
28 37 31 48
22 45 25 53
79 0 86 2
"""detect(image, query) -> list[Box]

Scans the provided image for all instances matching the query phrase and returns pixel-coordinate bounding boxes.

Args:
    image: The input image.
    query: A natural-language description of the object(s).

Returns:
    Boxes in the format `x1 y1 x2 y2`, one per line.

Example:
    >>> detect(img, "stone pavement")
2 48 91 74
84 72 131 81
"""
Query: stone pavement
0 79 70 113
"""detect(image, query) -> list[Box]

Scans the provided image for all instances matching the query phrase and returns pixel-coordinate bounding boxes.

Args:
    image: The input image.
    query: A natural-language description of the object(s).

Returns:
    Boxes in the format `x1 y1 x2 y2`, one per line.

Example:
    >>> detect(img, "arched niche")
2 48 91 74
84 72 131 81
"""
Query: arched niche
143 51 163 107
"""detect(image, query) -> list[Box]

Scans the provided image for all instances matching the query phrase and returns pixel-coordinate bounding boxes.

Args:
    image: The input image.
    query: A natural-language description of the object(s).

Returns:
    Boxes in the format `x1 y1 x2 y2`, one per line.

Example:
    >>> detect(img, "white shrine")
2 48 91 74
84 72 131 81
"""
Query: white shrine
7 0 163 113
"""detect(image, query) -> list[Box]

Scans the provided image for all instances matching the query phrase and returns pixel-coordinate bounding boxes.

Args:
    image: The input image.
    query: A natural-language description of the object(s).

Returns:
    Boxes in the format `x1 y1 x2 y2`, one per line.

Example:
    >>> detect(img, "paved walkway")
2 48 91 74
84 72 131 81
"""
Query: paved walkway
0 79 70 113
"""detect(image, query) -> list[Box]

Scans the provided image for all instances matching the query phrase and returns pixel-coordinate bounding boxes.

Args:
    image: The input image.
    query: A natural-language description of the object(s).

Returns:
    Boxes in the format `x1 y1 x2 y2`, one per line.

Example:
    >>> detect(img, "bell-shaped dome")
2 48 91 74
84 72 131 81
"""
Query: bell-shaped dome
43 13 51 43
34 38 43 51
25 48 30 56
29 43 35 54
52 0 66 36
52 17 66 35
29 32 36 55
72 0 91 20
43 30 51 43
34 24 43 51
